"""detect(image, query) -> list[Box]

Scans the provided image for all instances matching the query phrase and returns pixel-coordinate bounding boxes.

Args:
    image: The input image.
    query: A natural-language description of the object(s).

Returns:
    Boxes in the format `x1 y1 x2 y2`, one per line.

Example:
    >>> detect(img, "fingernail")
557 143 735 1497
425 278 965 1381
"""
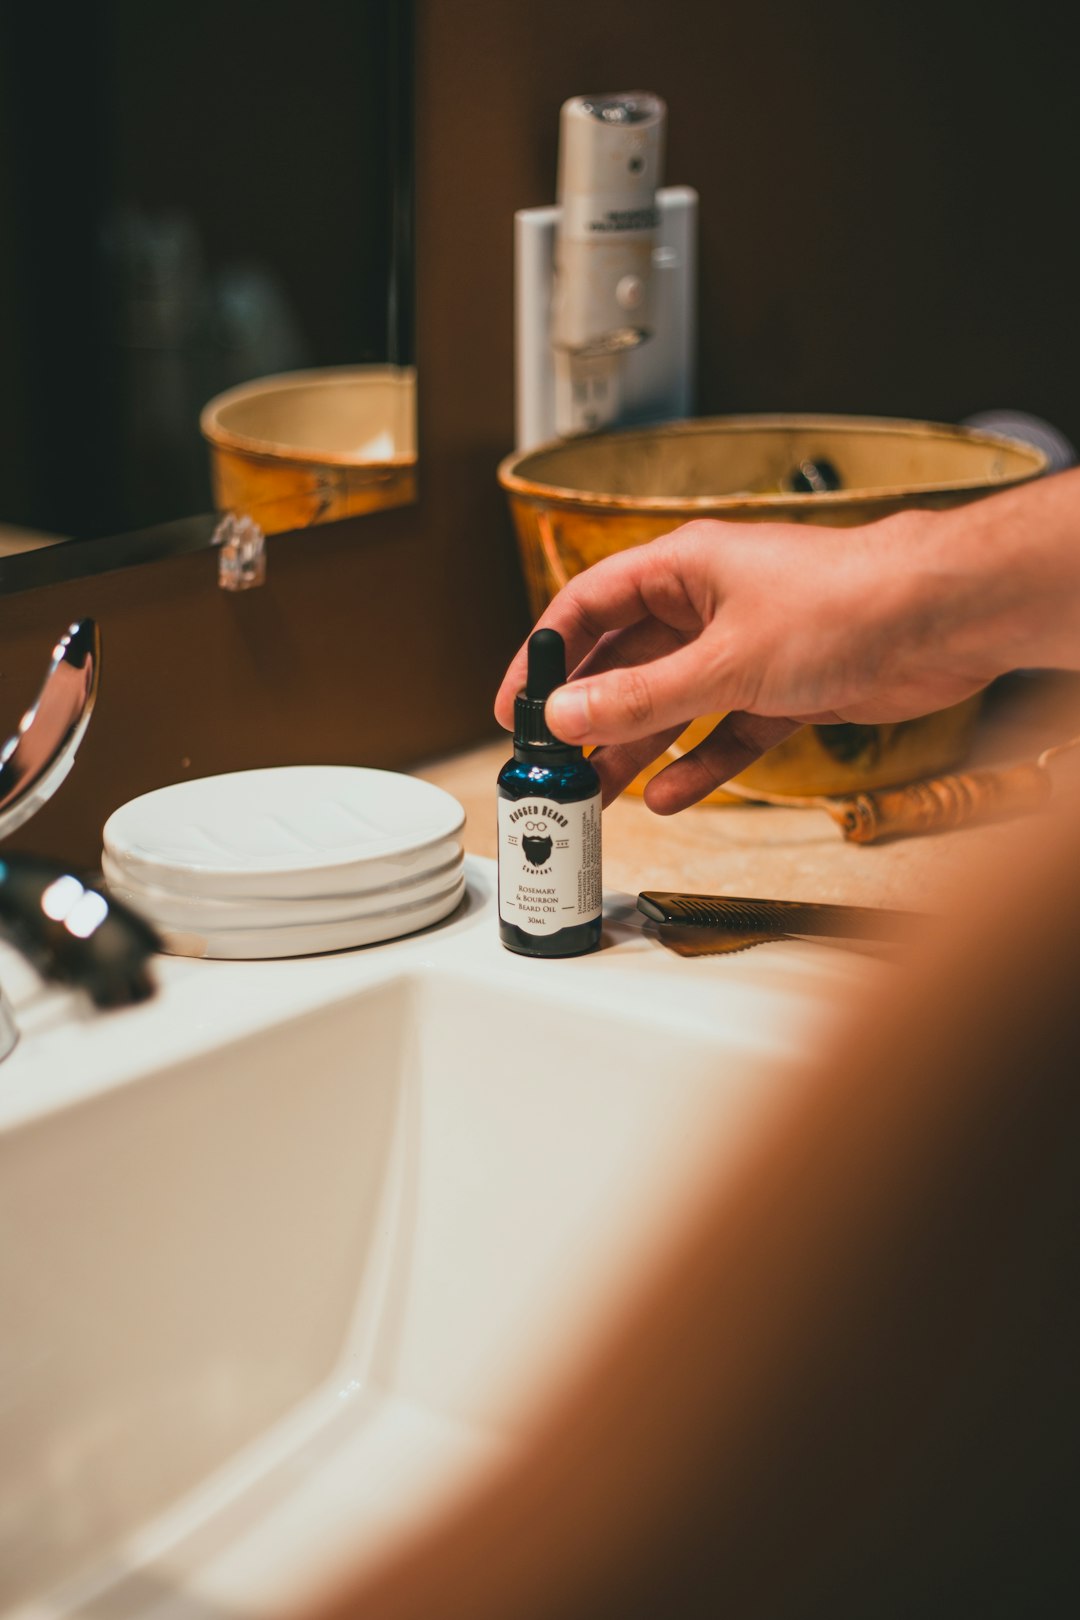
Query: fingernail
547 684 590 739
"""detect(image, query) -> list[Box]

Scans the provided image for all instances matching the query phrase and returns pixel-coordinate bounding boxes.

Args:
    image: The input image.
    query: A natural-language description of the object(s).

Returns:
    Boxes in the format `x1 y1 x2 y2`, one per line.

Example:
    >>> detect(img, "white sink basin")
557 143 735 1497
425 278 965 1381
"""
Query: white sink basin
0 859 877 1619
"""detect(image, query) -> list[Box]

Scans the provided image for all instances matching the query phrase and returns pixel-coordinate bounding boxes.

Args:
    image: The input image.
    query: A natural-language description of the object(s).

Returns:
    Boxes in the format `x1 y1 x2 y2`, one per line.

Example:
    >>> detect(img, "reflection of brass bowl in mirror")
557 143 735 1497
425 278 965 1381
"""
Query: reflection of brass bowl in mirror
201 365 417 535
498 415 1048 802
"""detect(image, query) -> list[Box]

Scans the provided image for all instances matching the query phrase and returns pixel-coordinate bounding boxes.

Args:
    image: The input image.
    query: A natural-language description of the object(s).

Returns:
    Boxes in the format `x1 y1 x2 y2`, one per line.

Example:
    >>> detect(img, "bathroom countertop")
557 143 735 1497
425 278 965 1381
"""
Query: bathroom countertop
414 677 1080 914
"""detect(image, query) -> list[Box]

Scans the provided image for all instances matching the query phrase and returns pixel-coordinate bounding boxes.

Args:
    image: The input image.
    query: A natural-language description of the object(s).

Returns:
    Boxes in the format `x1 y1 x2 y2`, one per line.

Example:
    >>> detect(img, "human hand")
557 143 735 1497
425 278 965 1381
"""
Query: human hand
494 510 1008 814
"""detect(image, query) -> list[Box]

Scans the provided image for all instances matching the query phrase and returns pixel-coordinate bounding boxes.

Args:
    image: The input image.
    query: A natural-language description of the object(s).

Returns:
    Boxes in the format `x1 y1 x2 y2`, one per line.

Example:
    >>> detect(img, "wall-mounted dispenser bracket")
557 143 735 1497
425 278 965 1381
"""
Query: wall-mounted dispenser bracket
514 185 697 452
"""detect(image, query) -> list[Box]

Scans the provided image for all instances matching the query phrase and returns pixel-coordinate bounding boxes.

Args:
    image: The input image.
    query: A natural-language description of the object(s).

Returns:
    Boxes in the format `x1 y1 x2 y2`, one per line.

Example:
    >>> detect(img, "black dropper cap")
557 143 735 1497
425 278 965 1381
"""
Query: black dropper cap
513 628 577 755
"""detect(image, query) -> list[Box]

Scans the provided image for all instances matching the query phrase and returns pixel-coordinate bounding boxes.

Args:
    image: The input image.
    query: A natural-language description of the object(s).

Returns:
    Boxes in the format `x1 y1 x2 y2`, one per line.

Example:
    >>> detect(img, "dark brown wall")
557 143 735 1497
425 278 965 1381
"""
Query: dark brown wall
3 0 1076 867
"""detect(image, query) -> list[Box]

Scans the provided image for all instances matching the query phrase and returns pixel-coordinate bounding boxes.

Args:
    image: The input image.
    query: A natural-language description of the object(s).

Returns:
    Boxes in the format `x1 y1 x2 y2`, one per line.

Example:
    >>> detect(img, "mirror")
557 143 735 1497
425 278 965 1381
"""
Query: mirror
0 0 414 588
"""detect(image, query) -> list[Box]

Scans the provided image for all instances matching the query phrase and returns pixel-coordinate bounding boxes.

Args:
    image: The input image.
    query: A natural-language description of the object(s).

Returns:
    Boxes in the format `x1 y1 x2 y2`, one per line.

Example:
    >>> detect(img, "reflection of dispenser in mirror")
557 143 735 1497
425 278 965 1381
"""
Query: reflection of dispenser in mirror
516 92 696 450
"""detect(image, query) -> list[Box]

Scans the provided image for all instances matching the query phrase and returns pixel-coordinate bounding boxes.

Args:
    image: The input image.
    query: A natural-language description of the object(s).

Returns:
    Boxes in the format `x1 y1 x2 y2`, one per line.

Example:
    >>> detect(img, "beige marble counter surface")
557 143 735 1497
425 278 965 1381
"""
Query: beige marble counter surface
414 678 1080 914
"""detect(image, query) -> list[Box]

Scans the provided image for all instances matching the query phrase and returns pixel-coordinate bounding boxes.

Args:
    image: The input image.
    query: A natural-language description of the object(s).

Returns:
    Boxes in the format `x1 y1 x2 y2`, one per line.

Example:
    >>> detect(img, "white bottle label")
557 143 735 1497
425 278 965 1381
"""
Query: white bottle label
498 793 602 935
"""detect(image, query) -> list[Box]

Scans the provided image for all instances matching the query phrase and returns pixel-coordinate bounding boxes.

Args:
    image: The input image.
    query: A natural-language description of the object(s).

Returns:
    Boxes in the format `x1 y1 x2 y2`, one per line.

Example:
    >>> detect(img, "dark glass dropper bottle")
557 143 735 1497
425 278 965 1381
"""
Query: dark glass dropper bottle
497 629 602 957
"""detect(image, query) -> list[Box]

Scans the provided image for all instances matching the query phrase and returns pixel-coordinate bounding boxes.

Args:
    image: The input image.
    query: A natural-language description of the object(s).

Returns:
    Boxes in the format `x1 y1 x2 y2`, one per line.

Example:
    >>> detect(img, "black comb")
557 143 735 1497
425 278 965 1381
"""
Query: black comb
637 891 921 942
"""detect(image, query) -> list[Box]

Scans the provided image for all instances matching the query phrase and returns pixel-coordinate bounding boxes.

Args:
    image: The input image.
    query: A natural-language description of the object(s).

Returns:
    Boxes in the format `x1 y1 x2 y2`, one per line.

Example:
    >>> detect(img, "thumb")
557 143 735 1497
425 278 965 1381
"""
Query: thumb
546 641 739 746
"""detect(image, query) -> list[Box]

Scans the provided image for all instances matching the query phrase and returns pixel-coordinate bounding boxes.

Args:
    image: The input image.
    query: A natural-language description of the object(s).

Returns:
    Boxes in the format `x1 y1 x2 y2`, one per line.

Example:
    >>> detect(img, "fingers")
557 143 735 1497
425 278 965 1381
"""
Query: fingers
589 724 692 806
497 607 694 803
546 637 743 747
643 713 803 814
494 533 701 728
569 619 695 802
572 612 686 681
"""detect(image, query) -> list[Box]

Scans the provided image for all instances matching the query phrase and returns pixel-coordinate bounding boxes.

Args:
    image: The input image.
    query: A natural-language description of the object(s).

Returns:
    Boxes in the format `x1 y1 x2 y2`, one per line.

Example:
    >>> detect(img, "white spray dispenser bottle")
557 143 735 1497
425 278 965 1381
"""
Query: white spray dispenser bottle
551 92 666 436
514 95 695 450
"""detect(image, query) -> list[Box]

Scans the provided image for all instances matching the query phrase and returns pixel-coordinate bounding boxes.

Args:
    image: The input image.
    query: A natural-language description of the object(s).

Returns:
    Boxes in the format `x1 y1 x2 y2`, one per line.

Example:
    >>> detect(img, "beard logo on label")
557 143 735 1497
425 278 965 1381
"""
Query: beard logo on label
521 819 553 867
522 834 553 867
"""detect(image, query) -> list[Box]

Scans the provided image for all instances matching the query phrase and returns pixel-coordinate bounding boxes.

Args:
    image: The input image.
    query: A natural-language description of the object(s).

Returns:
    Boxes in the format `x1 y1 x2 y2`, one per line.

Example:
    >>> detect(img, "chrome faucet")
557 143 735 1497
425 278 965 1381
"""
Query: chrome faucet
0 621 159 1063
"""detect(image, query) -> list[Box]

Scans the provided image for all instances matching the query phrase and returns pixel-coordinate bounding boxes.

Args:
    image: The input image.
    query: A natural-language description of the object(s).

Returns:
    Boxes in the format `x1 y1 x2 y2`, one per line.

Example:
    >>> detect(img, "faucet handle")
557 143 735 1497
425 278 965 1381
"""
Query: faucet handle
0 620 100 841
0 852 159 1010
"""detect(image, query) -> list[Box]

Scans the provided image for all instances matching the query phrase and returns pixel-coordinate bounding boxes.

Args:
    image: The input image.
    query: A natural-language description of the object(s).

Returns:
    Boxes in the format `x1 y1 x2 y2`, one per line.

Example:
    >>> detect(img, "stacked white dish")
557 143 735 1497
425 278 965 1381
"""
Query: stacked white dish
102 766 466 959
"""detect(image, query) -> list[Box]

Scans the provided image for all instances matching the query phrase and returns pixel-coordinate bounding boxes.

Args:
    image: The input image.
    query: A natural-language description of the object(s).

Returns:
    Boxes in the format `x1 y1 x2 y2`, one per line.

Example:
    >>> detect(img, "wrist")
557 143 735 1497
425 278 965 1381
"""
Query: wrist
937 471 1080 674
870 493 1061 686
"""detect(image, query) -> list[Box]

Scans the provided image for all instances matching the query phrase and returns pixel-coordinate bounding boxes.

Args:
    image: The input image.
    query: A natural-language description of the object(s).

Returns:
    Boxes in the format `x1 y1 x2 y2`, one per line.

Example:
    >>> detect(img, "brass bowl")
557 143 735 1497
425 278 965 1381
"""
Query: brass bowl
498 414 1047 801
201 365 416 535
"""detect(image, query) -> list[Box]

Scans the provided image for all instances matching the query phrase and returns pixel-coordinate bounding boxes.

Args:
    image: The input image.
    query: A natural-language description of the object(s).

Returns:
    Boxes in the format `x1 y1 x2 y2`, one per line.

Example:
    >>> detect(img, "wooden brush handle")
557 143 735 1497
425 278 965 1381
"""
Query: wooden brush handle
834 762 1051 844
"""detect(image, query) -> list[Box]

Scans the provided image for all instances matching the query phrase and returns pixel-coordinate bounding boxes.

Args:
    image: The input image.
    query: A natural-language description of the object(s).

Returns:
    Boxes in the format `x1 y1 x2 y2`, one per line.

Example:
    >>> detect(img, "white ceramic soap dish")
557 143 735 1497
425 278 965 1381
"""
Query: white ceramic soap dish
103 765 465 900
102 766 467 959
